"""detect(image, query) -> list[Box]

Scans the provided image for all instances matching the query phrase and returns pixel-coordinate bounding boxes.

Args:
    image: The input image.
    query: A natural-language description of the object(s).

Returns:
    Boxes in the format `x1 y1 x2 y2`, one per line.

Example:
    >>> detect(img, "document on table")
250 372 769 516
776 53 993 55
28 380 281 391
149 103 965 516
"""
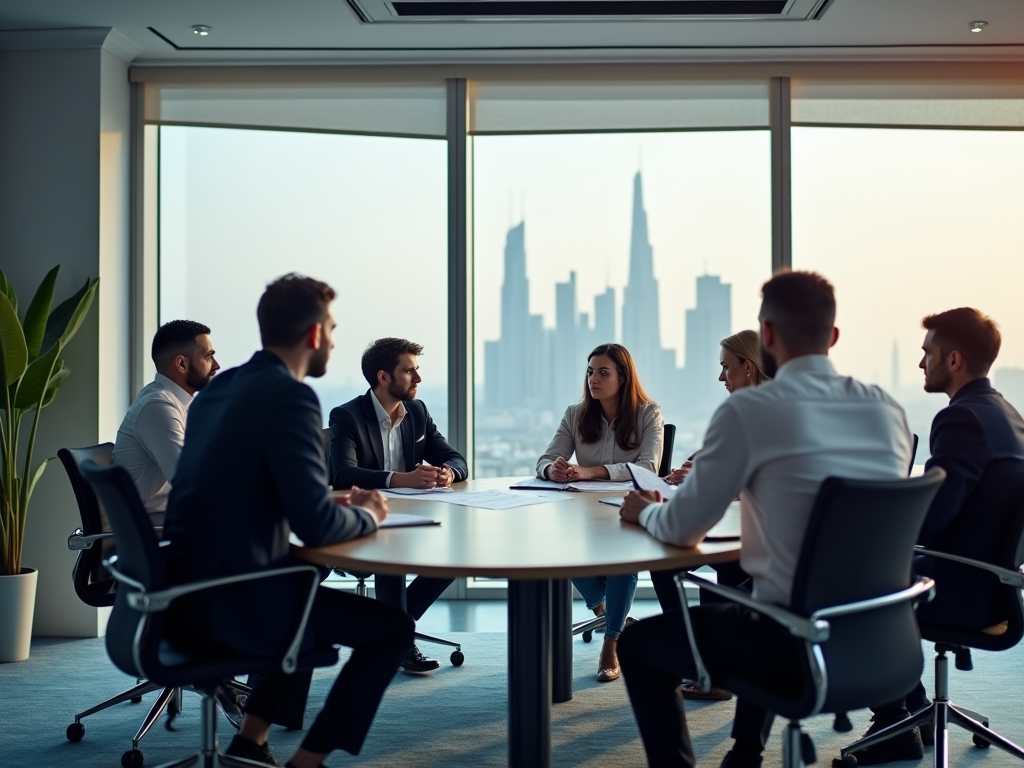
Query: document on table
441 490 575 510
599 496 741 540
626 462 678 498
381 487 453 498
379 513 441 529
510 478 635 493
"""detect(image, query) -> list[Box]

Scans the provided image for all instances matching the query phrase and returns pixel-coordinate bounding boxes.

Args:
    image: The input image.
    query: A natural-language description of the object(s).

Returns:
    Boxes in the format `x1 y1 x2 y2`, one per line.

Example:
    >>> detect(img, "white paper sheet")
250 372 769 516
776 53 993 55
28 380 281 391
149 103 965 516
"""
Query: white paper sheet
626 462 678 498
438 490 575 510
381 487 453 497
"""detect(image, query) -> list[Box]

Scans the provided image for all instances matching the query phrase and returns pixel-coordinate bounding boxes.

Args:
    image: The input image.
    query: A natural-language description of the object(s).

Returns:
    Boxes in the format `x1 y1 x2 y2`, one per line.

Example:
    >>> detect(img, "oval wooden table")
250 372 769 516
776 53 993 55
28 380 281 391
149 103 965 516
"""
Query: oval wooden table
294 476 740 768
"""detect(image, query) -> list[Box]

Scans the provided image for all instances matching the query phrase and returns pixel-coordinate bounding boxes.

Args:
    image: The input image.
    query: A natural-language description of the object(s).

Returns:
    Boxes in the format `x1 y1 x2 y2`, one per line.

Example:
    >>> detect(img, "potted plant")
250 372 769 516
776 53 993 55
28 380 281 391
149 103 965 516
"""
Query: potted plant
0 266 98 662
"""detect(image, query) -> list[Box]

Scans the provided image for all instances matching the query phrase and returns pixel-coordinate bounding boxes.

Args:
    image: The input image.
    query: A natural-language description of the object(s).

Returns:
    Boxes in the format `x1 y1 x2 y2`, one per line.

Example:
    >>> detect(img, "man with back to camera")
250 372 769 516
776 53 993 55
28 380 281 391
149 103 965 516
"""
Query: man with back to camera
616 271 914 768
848 307 1024 766
113 319 220 519
329 337 468 674
163 275 414 768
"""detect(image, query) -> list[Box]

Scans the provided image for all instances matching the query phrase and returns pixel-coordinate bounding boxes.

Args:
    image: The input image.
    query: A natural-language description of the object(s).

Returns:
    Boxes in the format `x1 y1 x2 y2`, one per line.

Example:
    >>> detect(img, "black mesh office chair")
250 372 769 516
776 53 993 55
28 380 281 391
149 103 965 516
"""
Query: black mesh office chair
574 423 676 643
60 445 248 766
320 428 464 666
80 459 339 768
837 491 1024 768
673 469 946 768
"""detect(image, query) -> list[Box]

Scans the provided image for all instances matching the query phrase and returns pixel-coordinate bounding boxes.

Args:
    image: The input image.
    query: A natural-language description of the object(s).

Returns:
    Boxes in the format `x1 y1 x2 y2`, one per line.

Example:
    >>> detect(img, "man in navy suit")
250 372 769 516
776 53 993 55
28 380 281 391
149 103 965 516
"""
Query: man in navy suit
329 337 467 673
165 275 414 768
852 307 1024 766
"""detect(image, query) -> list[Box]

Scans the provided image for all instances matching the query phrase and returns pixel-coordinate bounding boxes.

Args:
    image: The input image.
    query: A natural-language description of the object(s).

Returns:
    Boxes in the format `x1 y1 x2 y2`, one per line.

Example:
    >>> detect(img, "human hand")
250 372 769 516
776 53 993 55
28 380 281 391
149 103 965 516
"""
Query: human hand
548 457 580 483
437 464 455 487
666 460 694 485
348 487 389 523
619 489 662 524
397 464 441 489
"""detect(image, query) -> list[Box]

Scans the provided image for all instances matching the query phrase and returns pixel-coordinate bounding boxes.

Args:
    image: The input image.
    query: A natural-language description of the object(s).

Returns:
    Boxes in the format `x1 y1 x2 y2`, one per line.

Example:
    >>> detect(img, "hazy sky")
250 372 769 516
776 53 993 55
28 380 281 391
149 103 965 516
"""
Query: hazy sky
159 124 1024 420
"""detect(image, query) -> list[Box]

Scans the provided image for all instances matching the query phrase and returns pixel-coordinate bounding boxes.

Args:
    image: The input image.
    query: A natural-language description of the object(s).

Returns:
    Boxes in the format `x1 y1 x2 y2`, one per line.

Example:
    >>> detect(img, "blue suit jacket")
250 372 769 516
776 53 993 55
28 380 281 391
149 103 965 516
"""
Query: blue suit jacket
917 378 1024 629
163 351 376 657
328 391 467 490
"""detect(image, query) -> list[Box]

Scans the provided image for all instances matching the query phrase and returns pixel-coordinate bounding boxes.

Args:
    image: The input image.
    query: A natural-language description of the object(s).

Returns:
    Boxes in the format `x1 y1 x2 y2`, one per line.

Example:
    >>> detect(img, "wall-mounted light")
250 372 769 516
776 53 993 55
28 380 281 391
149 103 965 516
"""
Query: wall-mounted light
192 25 212 36
969 20 988 33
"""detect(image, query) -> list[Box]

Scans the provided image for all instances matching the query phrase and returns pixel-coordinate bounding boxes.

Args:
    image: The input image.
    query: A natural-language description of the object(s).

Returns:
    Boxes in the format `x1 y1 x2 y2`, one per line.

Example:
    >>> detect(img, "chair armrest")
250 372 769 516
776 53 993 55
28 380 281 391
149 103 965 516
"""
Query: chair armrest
105 557 321 675
916 546 1024 588
68 528 113 551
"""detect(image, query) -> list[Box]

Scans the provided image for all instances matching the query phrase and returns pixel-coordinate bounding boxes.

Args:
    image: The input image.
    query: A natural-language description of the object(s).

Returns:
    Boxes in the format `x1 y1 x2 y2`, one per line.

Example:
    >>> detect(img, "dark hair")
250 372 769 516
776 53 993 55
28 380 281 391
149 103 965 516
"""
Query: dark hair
151 320 211 371
759 270 836 354
361 338 425 388
257 274 335 348
579 344 651 451
922 307 1001 377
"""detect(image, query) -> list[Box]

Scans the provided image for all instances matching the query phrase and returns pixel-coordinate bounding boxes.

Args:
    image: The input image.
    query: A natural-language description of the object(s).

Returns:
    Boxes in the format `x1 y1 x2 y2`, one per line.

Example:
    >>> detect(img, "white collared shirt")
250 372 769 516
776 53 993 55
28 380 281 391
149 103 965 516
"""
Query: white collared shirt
113 373 193 514
370 391 406 488
639 355 913 608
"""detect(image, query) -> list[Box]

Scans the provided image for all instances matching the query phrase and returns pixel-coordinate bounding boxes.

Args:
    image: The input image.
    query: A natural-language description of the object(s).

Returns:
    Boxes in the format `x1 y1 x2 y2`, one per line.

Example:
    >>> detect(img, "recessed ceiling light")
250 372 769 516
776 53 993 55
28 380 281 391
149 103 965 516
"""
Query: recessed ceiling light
969 20 988 33
192 25 212 36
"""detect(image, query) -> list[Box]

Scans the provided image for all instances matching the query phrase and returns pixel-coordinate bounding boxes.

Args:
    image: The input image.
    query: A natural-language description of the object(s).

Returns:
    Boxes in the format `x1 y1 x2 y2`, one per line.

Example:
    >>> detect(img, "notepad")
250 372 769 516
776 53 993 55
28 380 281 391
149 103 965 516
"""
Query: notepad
511 478 635 493
379 513 441 529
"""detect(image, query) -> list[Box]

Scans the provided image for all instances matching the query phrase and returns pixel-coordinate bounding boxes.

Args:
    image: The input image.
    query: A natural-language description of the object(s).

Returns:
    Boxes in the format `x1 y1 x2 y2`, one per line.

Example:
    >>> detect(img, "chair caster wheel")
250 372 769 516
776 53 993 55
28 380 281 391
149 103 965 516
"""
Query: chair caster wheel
833 712 853 732
833 754 858 767
130 695 143 703
66 722 85 742
582 630 593 643
973 735 991 749
451 650 465 666
121 749 144 768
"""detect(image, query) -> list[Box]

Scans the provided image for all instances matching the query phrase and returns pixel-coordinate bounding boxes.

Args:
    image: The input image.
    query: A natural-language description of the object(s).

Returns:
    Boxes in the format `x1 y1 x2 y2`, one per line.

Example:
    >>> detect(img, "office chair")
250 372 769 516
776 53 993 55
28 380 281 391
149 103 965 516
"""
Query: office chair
320 428 465 666
80 459 339 768
60 445 248 765
837 491 1024 768
575 423 676 643
673 469 946 768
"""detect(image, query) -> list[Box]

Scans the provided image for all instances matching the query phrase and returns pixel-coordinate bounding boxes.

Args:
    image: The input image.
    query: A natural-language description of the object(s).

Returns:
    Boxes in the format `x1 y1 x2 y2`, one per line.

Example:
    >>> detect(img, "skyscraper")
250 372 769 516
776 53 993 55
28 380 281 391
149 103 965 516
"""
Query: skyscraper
554 271 579 404
621 172 664 384
593 287 616 347
484 222 547 407
683 274 732 412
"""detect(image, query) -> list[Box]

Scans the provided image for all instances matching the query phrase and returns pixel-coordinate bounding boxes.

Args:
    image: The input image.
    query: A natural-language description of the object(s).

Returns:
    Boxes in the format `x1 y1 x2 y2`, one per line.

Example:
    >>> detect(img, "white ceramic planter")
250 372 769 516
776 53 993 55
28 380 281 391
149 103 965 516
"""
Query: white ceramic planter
0 567 38 662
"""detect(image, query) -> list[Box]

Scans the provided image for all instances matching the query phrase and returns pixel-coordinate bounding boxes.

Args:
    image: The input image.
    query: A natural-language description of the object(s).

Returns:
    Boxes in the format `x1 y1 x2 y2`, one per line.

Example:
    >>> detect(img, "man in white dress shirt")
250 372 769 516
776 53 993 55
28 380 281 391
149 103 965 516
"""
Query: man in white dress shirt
617 271 914 768
113 320 220 518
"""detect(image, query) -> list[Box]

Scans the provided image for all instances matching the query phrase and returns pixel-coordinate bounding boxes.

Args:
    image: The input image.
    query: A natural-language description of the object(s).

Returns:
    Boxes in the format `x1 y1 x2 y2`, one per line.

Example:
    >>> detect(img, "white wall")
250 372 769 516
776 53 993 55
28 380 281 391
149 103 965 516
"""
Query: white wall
0 44 131 637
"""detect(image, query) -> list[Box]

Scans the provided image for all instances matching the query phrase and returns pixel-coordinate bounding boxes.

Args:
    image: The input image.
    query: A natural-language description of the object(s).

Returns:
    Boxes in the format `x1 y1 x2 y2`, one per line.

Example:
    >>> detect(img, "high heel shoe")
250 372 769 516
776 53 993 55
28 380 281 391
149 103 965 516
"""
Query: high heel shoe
597 638 620 682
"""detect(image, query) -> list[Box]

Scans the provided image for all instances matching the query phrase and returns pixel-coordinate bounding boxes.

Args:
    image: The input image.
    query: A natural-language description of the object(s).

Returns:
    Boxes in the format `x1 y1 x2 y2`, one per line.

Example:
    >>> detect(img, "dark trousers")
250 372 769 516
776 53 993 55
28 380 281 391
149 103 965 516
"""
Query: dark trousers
646 569 778 755
619 603 803 768
245 587 414 755
374 574 453 622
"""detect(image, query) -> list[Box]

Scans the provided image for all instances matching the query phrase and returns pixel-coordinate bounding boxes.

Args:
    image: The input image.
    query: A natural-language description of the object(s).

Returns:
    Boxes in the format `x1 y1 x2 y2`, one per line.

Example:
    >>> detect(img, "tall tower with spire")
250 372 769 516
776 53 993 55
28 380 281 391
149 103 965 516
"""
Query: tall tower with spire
621 172 664 383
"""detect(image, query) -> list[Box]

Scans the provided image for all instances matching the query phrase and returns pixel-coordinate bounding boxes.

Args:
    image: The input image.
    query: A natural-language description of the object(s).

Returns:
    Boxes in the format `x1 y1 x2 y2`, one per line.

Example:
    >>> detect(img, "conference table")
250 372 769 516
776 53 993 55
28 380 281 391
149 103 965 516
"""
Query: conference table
294 476 740 768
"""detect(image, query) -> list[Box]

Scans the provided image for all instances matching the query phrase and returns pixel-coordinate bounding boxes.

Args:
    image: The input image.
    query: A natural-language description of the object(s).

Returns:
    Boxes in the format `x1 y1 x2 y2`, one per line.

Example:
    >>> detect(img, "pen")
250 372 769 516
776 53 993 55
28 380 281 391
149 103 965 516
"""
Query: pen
686 451 699 462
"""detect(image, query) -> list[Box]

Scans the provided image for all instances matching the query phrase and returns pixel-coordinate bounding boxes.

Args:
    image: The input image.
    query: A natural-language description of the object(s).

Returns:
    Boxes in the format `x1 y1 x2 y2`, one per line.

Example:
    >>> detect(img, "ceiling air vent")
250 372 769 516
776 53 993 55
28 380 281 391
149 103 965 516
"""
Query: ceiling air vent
348 0 831 23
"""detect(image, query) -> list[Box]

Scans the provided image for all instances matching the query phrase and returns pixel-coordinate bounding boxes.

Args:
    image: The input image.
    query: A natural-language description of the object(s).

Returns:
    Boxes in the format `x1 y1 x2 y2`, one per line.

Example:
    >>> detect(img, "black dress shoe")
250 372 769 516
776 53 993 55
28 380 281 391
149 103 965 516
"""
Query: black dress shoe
847 717 924 766
225 734 282 767
400 644 440 674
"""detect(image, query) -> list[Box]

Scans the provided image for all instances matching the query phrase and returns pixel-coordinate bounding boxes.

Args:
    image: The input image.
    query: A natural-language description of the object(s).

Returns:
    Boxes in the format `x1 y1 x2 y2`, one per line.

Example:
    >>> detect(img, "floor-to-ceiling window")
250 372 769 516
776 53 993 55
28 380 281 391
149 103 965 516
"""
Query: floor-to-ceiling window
159 126 449 432
792 127 1024 462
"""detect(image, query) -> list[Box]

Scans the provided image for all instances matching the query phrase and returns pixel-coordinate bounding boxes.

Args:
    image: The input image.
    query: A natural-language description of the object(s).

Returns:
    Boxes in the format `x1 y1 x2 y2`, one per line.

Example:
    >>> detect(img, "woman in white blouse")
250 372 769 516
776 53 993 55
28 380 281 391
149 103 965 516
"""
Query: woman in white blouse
536 343 663 682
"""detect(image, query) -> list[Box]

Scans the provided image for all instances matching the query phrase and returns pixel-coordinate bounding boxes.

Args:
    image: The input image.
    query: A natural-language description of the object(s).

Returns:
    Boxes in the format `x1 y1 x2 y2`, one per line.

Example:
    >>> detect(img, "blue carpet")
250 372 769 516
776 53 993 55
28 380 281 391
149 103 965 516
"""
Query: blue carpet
2 632 1024 767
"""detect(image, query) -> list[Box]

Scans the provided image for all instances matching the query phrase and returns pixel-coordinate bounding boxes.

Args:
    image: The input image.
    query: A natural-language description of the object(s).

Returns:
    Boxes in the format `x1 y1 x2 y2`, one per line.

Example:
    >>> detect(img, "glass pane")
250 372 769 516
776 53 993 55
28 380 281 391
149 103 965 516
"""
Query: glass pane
159 126 449 433
792 127 1024 461
473 131 772 477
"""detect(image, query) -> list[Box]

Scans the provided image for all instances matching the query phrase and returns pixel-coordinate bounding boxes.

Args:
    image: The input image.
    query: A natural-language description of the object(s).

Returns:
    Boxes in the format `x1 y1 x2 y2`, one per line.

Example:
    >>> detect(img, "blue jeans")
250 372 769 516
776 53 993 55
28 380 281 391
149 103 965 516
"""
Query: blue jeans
572 573 638 639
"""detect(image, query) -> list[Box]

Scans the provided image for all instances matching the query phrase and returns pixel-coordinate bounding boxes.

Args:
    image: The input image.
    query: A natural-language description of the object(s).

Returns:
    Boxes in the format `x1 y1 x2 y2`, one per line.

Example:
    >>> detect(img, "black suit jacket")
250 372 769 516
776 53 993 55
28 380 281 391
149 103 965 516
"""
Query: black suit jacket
328 391 467 490
163 351 377 657
916 378 1024 629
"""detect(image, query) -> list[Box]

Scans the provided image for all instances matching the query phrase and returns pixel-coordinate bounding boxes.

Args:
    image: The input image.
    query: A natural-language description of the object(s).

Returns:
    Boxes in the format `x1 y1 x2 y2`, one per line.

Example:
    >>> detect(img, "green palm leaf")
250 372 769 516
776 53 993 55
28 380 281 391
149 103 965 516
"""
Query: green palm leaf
0 292 28 388
22 266 59 361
